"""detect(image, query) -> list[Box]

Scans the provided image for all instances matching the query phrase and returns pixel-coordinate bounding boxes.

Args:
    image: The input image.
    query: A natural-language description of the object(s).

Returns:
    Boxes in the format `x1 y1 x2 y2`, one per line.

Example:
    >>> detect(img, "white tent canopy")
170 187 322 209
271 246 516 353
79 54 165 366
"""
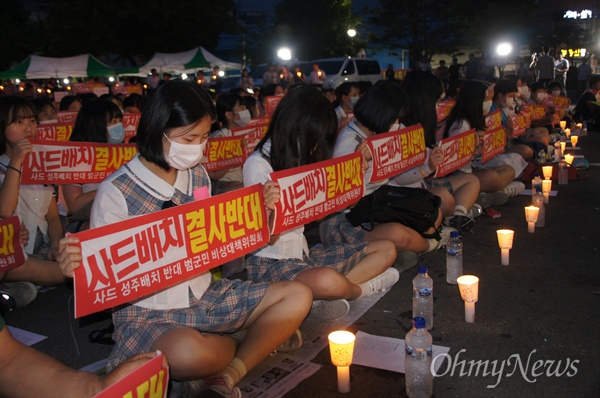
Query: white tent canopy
0 54 116 80
136 46 241 76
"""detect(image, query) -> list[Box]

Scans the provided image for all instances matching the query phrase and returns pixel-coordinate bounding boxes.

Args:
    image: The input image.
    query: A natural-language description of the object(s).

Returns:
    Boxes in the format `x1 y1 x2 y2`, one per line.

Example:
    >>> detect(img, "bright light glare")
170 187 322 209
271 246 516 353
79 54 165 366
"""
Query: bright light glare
347 29 357 37
108 76 115 82
181 73 188 80
277 47 292 61
218 70 225 77
497 42 512 56
63 78 70 84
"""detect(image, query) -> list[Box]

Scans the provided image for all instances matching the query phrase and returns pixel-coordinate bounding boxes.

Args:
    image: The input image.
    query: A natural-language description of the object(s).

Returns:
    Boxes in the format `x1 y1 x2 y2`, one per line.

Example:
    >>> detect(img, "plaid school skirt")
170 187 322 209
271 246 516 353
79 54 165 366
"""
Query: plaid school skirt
106 278 268 371
245 241 368 283
318 213 368 247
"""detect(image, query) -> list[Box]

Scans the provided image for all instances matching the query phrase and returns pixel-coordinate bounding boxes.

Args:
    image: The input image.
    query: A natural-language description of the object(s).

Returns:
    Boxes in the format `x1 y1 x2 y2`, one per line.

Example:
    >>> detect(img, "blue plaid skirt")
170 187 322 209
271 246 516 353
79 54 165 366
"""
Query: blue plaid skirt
318 213 368 247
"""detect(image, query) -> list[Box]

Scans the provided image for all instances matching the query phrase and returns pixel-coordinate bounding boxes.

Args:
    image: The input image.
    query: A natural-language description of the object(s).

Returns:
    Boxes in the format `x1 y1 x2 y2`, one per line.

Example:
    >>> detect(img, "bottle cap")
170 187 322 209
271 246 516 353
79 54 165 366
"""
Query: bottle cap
450 230 459 238
418 265 428 274
413 317 426 329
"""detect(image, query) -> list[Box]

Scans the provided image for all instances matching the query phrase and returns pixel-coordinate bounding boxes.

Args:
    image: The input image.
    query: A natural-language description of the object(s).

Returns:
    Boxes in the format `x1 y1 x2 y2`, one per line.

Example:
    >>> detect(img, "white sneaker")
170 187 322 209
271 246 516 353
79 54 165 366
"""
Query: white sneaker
503 181 526 197
467 203 483 218
361 268 400 297
310 299 350 321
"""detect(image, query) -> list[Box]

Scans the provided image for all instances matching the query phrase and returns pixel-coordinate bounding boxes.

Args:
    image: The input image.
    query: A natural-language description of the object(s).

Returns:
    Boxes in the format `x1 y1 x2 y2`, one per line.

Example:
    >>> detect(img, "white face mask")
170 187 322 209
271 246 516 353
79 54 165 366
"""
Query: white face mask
163 133 206 170
482 100 493 115
350 96 359 108
235 109 251 127
503 96 515 108
552 90 561 96
519 87 531 100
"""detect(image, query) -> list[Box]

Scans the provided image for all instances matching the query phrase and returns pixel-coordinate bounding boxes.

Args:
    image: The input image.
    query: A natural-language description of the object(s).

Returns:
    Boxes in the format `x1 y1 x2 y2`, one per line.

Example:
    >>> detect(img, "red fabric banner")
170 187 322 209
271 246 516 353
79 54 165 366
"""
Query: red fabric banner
481 127 506 163
0 216 27 273
37 122 74 141
435 129 476 177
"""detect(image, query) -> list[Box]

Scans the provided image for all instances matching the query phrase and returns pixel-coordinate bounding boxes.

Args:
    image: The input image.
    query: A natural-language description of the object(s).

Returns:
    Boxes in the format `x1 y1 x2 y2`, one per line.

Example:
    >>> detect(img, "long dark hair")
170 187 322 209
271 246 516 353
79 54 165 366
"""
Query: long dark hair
0 96 37 154
402 70 443 146
255 84 337 171
70 99 123 143
443 80 488 138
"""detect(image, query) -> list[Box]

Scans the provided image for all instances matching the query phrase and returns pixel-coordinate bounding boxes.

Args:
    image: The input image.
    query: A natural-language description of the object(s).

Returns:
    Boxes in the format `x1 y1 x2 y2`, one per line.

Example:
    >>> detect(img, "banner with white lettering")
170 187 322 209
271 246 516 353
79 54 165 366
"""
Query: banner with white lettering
270 152 364 235
481 127 506 163
72 184 267 318
365 124 427 183
231 123 269 156
0 216 27 273
123 113 141 142
435 129 476 177
436 100 455 122
201 136 245 172
57 111 78 124
21 140 137 184
264 95 284 116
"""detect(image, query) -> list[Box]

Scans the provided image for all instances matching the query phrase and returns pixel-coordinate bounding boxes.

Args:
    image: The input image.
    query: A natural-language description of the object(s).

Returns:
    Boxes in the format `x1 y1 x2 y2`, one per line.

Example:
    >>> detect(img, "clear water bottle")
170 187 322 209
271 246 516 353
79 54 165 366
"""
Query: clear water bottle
558 160 568 185
405 317 433 398
413 266 433 330
582 121 588 136
531 175 542 199
446 231 463 284
532 186 545 227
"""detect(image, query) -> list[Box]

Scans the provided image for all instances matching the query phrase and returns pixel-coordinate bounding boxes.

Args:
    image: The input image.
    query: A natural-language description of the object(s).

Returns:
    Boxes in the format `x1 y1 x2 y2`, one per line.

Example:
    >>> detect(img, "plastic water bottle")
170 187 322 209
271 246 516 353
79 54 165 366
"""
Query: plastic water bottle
445 231 463 284
405 317 433 398
531 175 542 199
532 187 545 227
582 121 588 136
558 160 568 185
413 266 433 330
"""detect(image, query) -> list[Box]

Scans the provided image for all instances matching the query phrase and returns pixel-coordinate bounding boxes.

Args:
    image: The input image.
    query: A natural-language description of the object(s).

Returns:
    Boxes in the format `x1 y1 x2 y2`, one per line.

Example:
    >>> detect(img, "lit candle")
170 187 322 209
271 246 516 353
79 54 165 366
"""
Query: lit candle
542 179 552 204
560 141 566 154
576 123 583 132
457 275 479 323
565 128 571 137
571 135 578 148
542 165 552 180
559 120 566 130
525 206 539 233
496 229 514 265
564 154 574 166
328 331 356 393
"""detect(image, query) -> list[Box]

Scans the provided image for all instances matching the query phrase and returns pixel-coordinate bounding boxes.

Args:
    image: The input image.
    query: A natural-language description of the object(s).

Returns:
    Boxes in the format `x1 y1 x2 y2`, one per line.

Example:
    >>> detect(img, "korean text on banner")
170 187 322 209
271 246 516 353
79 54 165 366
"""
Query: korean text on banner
436 101 455 122
264 95 284 116
365 124 427 183
270 152 364 235
36 122 74 141
0 216 27 273
485 110 502 130
532 104 546 120
231 123 269 156
481 127 506 163
123 113 141 142
201 136 245 172
435 129 476 177
510 113 528 137
21 139 137 184
94 353 169 398
57 111 78 124
72 184 268 318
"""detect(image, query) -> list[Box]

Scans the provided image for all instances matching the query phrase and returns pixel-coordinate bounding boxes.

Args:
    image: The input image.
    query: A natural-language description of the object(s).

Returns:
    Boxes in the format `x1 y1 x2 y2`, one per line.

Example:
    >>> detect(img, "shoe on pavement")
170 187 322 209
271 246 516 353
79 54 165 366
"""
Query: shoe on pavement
0 282 37 307
503 181 526 197
477 191 509 208
277 329 303 352
204 376 242 398
310 299 350 321
467 203 483 218
361 268 400 297
449 214 475 233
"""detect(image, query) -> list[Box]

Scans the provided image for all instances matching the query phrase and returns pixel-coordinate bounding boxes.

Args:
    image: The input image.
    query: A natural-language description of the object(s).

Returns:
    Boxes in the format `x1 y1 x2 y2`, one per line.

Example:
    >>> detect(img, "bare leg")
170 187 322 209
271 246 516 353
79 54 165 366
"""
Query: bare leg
428 187 454 217
3 257 67 286
475 166 515 192
507 144 534 161
448 173 480 212
365 223 430 253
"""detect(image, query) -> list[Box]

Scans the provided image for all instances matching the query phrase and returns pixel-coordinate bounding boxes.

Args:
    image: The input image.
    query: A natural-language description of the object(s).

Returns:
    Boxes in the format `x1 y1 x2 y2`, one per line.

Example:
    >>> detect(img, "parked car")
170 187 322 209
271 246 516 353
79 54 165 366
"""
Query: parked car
311 57 382 89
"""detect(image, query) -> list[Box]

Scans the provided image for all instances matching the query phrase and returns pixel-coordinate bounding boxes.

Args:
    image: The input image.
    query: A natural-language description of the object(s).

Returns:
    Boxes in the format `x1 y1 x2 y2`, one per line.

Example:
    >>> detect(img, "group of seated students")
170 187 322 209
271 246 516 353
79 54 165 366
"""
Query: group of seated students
0 68 589 397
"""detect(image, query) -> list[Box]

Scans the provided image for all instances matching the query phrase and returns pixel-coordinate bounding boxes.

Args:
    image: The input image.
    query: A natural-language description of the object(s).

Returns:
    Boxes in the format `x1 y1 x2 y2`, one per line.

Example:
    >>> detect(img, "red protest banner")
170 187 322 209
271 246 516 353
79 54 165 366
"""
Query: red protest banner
270 152 364 235
21 140 137 184
485 110 502 130
436 100 455 122
57 111 78 124
481 127 506 163
123 113 141 143
94 353 169 398
37 122 74 141
532 104 546 120
113 86 143 96
435 129 476 177
264 95 284 116
365 124 427 183
552 95 571 109
72 184 268 318
248 116 270 126
201 136 245 172
510 113 528 137
73 83 92 94
0 216 27 273
231 123 269 157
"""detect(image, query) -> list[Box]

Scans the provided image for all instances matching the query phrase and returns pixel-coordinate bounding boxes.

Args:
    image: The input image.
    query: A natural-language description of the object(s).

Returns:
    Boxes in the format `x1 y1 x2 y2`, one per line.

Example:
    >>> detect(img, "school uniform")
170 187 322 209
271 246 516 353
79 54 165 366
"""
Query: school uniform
91 154 269 371
210 127 244 194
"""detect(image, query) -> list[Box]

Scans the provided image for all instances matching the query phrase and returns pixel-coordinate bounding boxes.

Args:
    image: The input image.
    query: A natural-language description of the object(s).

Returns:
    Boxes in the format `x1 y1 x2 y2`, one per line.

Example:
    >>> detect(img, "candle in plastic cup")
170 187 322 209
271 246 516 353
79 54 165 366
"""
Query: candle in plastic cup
328 331 355 393
565 128 571 137
571 135 578 148
525 206 539 233
457 275 479 323
564 154 574 166
560 141 566 154
542 179 552 204
559 120 566 130
576 123 583 132
542 165 552 180
496 229 514 265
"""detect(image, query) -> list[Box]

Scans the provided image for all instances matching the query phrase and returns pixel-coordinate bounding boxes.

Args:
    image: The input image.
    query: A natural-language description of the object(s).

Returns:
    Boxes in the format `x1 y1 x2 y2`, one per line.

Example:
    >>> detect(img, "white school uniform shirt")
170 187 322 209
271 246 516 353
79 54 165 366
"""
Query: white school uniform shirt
91 154 212 310
243 140 308 260
334 120 387 196
0 154 53 254
210 127 243 183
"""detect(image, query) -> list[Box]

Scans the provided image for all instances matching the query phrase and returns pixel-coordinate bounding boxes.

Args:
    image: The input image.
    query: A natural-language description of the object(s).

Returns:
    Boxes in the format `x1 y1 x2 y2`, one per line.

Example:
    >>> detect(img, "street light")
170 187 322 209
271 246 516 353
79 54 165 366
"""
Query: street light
347 28 357 38
277 47 292 61
496 42 512 56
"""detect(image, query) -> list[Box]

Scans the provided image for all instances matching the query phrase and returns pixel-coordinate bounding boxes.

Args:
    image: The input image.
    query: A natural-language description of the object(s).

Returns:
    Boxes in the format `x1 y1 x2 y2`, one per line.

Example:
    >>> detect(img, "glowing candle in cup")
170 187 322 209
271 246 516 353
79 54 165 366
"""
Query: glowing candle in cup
565 128 571 137
525 206 539 233
457 275 479 322
542 179 552 204
560 141 566 154
564 154 574 166
542 165 552 180
571 135 578 148
496 229 514 265
576 122 583 132
559 120 566 130
328 331 356 393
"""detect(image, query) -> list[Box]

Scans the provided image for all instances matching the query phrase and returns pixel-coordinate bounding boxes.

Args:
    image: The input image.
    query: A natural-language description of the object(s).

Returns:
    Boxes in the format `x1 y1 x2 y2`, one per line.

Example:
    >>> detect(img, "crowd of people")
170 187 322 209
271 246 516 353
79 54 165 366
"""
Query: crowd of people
0 46 596 397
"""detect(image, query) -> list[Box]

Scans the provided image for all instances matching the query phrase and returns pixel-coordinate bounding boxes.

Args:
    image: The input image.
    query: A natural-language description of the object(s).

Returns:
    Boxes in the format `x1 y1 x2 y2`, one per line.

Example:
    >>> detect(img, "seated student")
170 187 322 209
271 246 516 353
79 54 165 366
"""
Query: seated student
57 81 312 398
31 98 57 123
59 95 83 112
244 84 399 321
573 74 600 129
62 99 124 233
0 96 63 260
0 312 166 398
122 93 144 114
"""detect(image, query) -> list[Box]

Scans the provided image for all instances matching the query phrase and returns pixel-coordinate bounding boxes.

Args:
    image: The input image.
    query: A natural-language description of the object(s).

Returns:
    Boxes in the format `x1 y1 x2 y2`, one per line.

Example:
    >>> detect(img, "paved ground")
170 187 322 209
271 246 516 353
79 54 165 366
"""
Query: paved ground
4 131 600 397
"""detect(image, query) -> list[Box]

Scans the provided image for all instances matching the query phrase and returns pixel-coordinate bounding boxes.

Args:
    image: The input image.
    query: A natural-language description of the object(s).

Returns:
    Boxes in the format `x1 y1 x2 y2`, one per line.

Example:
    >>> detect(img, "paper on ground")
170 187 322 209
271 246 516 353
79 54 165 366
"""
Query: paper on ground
520 189 557 196
7 326 47 346
352 331 450 374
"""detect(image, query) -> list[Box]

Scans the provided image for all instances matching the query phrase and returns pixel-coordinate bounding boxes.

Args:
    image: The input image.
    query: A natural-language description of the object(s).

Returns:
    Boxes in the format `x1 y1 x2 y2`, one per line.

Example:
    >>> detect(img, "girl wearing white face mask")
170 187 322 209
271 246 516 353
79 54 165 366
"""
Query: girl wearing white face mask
333 82 360 131
209 93 248 195
63 99 124 234
529 81 559 133
56 81 312 398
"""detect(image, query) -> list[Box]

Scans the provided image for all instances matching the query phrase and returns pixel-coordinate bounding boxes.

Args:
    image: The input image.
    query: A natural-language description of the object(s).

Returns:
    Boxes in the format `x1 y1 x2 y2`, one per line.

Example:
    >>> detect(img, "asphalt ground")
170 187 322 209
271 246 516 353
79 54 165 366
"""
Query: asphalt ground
3 131 600 398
